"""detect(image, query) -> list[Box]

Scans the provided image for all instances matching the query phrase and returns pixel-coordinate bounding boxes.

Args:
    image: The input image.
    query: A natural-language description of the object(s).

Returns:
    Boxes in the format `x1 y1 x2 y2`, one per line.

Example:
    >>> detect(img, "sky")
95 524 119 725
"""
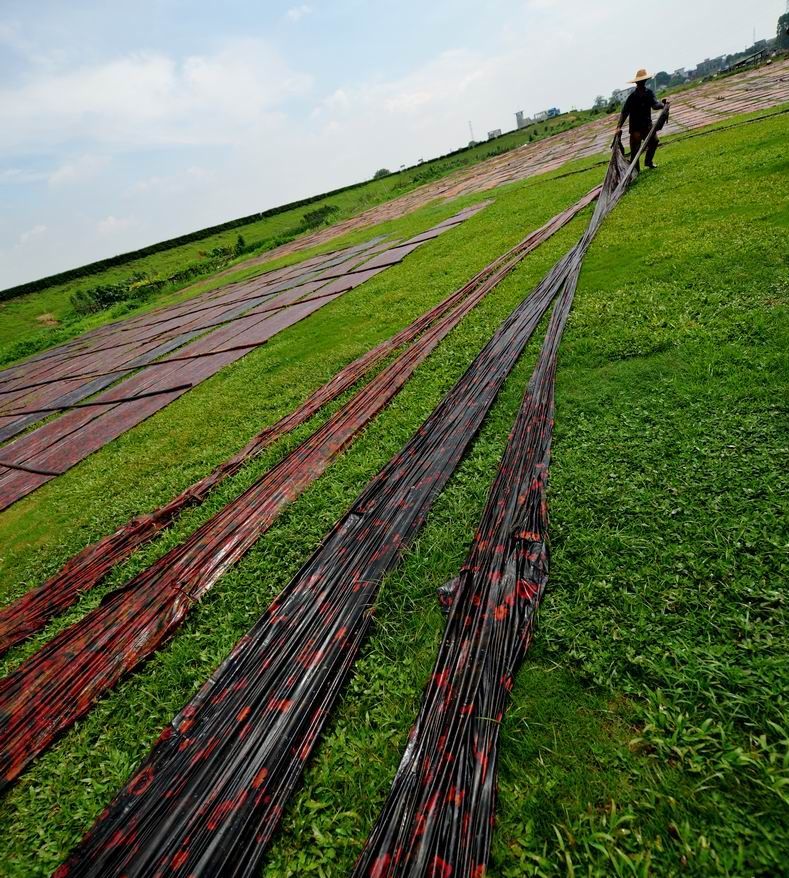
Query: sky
0 0 783 289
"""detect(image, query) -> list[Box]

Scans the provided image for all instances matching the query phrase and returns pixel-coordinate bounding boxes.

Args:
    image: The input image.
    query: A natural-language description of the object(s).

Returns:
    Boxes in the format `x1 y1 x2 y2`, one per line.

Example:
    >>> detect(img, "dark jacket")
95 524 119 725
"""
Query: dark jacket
618 87 664 131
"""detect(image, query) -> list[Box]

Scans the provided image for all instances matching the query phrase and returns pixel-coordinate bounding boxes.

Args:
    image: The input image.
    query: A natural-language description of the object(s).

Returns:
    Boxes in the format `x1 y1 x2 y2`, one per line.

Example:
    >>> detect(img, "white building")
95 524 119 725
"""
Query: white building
487 129 502 140
611 87 633 104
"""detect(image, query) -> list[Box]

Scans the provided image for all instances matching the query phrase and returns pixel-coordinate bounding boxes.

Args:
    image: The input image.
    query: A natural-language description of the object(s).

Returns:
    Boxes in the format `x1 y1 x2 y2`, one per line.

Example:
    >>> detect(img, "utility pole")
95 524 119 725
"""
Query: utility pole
468 120 475 144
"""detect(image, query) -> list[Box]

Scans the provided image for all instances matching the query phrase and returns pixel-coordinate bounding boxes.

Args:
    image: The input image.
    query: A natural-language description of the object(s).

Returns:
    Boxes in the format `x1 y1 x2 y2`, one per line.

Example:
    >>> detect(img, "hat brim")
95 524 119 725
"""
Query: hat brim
629 72 653 83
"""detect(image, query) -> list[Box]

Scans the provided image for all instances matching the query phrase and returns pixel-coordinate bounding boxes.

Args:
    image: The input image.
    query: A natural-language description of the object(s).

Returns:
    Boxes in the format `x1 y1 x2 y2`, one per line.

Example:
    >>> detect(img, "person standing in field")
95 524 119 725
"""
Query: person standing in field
615 68 670 168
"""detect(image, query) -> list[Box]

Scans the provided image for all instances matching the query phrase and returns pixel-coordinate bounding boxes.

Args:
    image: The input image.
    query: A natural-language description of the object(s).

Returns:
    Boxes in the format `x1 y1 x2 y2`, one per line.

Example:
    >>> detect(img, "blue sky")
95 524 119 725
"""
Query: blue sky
1 0 783 289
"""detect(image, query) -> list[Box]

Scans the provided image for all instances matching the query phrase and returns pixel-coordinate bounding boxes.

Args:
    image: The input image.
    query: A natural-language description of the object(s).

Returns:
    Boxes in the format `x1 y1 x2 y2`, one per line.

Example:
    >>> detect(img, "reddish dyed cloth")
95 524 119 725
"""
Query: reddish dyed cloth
0 206 512 655
49 117 656 871
0 210 480 511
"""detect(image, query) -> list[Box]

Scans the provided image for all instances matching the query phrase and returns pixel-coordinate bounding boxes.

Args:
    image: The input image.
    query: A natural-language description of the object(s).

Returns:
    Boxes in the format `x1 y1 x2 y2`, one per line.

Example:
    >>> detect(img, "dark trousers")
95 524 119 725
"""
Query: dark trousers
630 127 659 166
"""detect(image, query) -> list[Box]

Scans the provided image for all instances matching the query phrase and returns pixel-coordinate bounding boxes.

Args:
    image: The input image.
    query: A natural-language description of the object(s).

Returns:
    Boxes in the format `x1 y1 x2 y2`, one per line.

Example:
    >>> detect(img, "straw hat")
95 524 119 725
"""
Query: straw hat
629 68 652 83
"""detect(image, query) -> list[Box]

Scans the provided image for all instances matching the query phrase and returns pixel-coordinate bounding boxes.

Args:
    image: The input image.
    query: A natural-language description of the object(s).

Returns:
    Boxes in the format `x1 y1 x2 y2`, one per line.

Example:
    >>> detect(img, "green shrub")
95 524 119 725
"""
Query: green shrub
301 204 340 230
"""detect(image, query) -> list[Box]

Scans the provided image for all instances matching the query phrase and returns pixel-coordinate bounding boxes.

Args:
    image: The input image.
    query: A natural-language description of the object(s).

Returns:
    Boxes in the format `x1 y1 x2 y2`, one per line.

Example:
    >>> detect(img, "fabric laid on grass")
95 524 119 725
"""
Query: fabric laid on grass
352 124 663 878
0 236 391 440
0 192 594 659
51 135 644 878
0 209 483 512
0 190 600 793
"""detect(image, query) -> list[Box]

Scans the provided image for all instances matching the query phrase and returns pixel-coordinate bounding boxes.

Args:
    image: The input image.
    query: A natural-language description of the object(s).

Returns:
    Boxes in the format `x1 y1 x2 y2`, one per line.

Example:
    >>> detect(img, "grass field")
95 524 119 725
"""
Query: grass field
0 110 787 876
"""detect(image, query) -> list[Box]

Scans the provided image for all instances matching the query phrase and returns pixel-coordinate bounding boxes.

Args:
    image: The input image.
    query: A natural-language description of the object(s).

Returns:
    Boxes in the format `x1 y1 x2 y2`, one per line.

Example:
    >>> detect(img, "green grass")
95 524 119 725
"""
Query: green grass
0 109 600 367
0 111 787 876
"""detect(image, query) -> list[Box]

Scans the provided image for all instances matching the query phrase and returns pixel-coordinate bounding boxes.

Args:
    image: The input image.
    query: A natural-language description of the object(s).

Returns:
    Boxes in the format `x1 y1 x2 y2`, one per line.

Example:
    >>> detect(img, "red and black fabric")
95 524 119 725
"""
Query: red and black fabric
0 192 595 659
351 131 655 878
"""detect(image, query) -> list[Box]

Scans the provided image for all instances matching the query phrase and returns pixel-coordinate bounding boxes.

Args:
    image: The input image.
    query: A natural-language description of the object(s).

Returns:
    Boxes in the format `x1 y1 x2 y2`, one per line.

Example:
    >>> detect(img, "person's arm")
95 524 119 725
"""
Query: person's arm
615 95 632 133
650 89 670 110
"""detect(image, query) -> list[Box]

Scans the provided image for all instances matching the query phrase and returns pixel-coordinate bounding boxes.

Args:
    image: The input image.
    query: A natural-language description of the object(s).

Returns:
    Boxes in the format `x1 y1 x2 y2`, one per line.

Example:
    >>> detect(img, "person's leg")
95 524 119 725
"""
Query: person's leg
629 129 643 168
645 132 659 167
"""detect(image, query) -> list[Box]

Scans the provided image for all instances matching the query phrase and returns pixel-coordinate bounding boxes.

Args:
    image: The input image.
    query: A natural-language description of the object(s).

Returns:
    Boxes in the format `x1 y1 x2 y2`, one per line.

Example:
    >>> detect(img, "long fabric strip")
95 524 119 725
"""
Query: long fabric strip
52 136 645 877
351 141 635 878
0 191 600 792
0 192 597 659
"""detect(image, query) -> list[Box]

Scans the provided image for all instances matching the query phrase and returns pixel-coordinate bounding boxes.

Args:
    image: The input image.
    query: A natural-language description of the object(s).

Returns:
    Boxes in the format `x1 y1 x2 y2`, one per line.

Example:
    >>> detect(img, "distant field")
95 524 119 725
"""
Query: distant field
0 109 598 368
0 107 786 876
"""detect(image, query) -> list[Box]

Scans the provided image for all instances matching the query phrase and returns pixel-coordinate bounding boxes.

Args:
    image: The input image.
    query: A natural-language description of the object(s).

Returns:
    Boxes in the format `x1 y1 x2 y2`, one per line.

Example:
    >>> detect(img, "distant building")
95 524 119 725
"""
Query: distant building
611 87 632 104
487 128 502 140
515 110 532 129
693 56 726 77
533 107 561 122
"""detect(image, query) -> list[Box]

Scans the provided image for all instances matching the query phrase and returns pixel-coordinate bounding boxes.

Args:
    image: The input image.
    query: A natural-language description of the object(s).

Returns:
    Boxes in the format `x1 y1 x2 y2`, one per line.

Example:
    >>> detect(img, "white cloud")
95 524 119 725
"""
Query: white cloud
0 167 47 184
96 215 135 236
17 224 47 245
129 165 215 195
49 154 110 186
321 88 351 112
309 47 522 164
385 90 433 113
0 156 109 188
0 39 313 154
286 5 312 22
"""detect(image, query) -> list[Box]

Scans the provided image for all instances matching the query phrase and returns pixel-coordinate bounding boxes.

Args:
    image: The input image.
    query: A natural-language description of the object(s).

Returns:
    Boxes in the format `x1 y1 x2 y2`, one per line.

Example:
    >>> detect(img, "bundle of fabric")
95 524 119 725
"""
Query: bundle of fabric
352 147 634 878
51 118 659 877
351 117 667 878
0 190 600 793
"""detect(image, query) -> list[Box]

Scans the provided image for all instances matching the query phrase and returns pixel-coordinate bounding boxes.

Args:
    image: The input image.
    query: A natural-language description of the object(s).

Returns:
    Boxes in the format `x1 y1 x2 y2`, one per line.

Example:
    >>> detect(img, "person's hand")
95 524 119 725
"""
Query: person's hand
663 98 671 106
615 126 623 135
